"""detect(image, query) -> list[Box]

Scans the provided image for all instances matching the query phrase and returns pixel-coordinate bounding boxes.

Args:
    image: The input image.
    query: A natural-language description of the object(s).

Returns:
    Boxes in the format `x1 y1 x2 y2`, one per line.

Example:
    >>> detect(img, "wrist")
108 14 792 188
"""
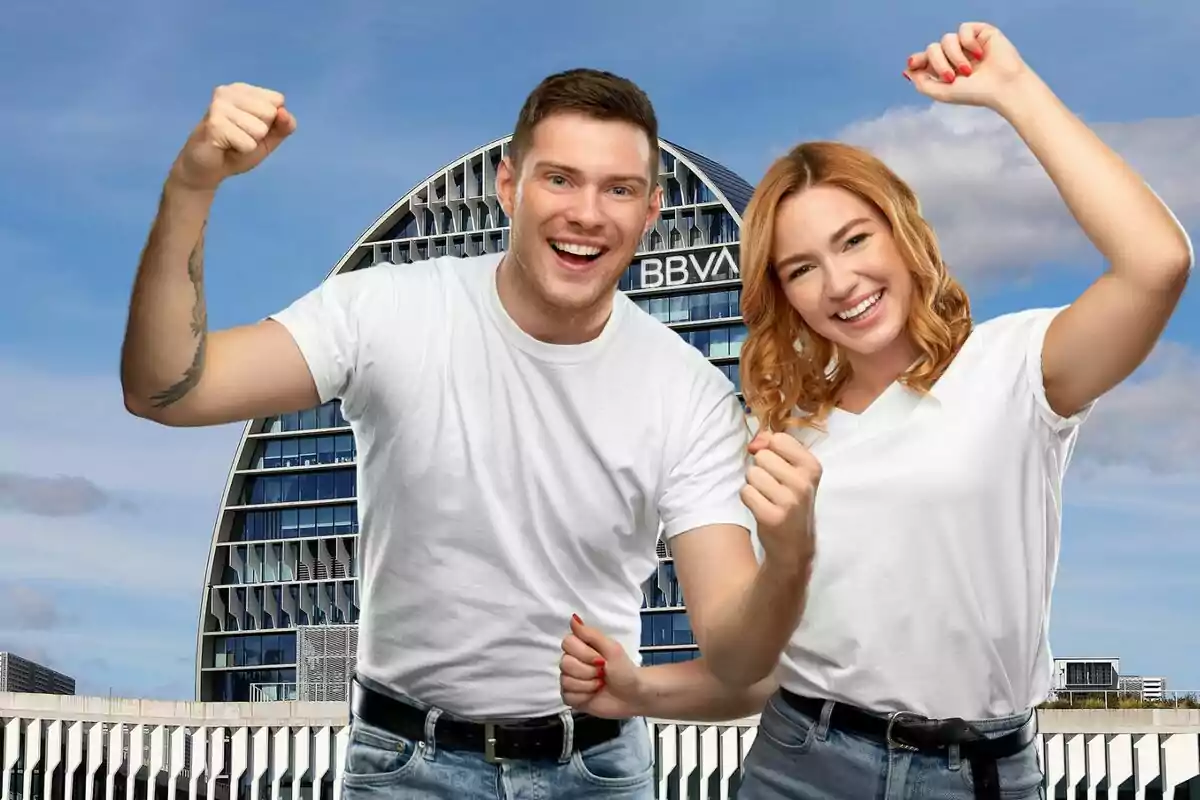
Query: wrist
989 68 1053 123
165 163 222 198
761 546 814 584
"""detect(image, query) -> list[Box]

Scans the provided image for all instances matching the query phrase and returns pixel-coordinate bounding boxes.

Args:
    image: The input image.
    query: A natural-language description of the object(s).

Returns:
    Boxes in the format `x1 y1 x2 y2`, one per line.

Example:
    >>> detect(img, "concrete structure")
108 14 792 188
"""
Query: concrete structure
0 653 74 696
195 135 755 701
1054 657 1122 693
4 692 1200 799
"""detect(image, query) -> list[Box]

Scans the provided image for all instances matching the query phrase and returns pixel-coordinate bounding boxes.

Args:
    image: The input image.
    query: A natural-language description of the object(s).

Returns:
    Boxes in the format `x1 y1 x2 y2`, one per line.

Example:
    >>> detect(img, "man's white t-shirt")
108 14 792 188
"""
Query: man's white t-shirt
271 252 753 718
764 307 1092 721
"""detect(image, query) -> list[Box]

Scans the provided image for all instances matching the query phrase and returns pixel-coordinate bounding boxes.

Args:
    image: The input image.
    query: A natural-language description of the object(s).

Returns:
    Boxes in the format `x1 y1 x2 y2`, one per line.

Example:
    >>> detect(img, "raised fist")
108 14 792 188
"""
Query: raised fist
901 23 1031 111
742 431 819 572
169 83 297 192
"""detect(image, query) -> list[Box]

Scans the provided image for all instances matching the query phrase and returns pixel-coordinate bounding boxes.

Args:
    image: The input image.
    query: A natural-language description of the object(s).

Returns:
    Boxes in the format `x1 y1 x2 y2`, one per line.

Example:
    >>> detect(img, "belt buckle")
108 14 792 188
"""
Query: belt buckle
484 722 503 764
885 711 921 752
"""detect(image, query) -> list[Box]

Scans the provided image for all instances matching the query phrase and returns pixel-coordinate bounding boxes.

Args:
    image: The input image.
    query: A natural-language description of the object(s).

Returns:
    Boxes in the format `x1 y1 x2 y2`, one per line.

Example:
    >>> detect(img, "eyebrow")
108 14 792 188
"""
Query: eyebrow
533 160 651 189
774 216 874 272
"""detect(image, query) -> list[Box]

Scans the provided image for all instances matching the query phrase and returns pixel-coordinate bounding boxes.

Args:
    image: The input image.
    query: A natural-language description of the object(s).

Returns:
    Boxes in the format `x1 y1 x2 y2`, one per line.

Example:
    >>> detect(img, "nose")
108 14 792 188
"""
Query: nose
823 259 859 303
564 187 604 229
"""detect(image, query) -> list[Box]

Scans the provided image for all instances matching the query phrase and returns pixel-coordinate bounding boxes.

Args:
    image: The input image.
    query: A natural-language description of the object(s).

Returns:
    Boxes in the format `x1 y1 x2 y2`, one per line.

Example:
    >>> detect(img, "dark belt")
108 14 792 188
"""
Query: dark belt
349 679 625 763
780 690 1035 800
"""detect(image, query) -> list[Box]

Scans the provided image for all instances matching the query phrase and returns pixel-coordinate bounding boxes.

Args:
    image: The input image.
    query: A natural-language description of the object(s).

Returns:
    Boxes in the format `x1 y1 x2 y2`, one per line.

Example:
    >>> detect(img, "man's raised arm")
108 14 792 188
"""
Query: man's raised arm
121 82 316 427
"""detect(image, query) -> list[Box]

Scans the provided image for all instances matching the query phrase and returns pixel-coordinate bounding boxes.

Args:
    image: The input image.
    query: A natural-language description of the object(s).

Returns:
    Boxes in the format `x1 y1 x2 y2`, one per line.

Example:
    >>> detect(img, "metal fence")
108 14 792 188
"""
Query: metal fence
3 693 1200 799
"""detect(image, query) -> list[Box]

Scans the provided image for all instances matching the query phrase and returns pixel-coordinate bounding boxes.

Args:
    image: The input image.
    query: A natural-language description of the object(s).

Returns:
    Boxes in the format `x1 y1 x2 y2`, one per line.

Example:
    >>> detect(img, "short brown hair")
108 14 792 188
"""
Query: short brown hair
740 141 973 434
509 68 660 178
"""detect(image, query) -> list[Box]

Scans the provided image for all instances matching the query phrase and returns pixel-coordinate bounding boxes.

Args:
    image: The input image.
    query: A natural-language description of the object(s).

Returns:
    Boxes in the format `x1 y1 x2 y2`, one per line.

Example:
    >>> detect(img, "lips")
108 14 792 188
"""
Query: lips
833 289 883 322
549 239 607 271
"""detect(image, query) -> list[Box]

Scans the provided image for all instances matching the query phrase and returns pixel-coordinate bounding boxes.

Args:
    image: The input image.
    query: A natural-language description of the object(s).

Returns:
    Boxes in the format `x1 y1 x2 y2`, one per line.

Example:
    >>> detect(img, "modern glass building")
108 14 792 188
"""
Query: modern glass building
195 134 754 702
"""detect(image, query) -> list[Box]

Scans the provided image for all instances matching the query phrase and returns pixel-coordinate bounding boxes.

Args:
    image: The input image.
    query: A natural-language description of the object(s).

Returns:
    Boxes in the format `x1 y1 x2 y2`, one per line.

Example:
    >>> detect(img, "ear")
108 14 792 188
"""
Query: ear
643 183 663 236
496 155 518 218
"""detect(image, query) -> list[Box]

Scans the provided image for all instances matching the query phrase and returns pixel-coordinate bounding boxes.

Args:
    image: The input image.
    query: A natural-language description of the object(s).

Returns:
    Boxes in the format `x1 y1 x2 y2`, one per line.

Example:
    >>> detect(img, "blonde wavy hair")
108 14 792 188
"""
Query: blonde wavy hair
739 141 973 433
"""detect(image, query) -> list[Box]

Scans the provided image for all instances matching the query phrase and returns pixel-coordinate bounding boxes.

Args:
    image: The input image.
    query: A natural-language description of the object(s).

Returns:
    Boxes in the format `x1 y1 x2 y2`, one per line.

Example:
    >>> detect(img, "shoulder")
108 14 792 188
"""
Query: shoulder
339 253 500 306
953 306 1066 374
617 297 738 401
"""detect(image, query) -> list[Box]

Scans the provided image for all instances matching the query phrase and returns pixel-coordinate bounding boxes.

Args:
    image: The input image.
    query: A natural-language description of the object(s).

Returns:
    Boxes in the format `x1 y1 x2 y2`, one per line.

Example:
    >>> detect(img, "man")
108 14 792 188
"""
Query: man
121 69 817 798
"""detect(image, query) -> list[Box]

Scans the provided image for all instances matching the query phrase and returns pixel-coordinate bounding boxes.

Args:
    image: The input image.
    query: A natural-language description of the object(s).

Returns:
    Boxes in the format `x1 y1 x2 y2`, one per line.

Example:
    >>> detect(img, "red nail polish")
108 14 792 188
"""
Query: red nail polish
594 658 606 667
957 64 972 76
973 49 985 59
572 613 582 625
943 71 956 82
902 71 911 82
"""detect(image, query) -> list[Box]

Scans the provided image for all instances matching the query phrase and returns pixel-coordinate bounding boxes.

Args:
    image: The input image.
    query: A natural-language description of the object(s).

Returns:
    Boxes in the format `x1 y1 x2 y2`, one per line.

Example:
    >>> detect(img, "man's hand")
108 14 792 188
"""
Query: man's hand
169 83 297 192
741 431 819 574
560 615 640 719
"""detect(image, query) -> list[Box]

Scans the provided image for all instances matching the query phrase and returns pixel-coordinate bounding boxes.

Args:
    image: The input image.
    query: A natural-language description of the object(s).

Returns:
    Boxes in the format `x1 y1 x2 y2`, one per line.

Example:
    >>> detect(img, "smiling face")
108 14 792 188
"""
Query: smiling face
495 111 661 332
771 183 915 364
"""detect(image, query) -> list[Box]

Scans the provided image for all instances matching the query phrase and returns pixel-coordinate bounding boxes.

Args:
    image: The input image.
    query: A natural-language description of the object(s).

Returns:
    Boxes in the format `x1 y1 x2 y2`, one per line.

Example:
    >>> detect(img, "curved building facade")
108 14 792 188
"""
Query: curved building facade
195 135 754 702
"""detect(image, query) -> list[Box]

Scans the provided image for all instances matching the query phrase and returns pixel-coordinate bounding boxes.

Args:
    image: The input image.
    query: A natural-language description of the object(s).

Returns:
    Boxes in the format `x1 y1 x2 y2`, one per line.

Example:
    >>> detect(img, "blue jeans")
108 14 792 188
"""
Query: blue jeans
339 697 655 799
738 691 1045 799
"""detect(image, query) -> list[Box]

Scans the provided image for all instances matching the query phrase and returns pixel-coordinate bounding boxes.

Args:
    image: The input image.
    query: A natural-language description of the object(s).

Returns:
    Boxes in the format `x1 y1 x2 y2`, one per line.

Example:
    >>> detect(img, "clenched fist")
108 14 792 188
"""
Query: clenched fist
169 83 297 192
742 431 819 572
901 23 1032 112
559 615 640 719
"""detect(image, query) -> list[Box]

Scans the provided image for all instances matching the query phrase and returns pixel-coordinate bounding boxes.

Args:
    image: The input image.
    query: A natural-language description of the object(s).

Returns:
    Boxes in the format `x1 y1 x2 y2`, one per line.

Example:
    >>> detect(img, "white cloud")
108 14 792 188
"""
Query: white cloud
837 104 1200 277
1071 341 1200 475
0 359 241 592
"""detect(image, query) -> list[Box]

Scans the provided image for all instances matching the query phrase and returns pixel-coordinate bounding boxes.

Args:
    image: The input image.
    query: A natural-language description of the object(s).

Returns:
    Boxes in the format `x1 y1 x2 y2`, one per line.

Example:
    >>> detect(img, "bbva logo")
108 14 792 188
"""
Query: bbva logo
638 246 739 289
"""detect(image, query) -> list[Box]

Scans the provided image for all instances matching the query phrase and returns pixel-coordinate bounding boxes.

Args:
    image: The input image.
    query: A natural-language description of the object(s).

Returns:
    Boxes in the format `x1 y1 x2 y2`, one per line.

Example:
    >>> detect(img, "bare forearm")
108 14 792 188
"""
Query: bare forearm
702 558 811 687
996 71 1193 284
631 658 776 722
121 180 216 418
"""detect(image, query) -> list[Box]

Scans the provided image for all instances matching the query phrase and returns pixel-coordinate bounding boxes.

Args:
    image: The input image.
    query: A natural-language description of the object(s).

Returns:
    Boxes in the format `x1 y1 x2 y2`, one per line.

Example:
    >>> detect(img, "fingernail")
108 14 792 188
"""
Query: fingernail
593 658 606 667
572 613 582 625
957 64 972 76
942 71 956 82
901 72 911 82
973 48 985 59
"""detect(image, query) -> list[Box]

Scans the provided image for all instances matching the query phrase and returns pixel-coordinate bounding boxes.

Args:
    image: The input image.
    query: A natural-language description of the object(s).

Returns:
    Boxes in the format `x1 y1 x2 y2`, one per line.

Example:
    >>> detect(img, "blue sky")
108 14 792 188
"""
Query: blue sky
1 0 1197 700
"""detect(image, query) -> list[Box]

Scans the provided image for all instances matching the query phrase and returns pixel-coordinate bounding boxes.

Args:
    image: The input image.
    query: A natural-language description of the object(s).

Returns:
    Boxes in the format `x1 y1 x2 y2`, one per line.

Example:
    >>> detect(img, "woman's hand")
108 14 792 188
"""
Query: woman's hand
903 23 1036 113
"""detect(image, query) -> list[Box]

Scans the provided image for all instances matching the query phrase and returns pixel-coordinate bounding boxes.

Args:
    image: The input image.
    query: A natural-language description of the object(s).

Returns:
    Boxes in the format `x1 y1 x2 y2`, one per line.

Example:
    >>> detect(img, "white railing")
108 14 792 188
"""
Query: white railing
1045 688 1200 709
3 692 1200 798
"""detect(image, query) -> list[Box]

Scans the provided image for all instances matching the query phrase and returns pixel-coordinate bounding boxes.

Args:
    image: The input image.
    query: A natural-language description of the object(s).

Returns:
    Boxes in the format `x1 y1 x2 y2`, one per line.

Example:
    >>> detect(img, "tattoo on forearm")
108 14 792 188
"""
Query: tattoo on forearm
150 222 208 408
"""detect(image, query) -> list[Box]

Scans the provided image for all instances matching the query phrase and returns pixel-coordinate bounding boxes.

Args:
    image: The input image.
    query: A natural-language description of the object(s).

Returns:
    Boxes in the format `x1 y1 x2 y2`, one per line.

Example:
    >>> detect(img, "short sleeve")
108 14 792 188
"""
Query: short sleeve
658 379 755 539
1019 306 1096 433
269 268 381 416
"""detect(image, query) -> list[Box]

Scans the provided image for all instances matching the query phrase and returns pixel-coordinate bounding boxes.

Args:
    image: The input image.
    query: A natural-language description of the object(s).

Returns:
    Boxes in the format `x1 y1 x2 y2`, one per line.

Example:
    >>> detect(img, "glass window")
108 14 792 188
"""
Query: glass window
281 439 299 467
709 327 730 358
710 291 730 320
263 440 281 469
730 326 747 357
669 295 688 322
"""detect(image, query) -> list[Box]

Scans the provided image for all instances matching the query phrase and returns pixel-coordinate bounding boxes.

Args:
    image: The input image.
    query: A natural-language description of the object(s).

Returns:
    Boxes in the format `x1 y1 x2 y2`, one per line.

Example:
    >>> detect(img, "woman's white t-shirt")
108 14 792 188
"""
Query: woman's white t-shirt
767 306 1093 720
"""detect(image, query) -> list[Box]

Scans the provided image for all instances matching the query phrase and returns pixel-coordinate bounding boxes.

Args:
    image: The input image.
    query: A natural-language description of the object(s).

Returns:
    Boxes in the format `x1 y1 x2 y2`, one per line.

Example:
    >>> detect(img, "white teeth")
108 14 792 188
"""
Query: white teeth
836 290 883 321
551 241 602 257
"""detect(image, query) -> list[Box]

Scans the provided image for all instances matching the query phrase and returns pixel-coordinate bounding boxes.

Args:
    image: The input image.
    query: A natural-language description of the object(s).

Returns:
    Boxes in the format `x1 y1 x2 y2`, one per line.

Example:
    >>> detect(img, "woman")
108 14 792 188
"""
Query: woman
557 20 1191 800
731 21 1191 800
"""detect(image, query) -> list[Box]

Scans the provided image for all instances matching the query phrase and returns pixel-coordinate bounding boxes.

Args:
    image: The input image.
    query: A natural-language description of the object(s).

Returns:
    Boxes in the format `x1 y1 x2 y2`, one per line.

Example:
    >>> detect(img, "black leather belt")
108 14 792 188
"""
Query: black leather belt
781 690 1035 800
349 679 625 763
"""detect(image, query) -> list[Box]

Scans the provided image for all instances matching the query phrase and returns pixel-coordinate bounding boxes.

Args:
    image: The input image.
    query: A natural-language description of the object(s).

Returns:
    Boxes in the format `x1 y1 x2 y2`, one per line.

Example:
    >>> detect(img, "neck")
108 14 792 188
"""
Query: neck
495 254 614 345
840 334 920 405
